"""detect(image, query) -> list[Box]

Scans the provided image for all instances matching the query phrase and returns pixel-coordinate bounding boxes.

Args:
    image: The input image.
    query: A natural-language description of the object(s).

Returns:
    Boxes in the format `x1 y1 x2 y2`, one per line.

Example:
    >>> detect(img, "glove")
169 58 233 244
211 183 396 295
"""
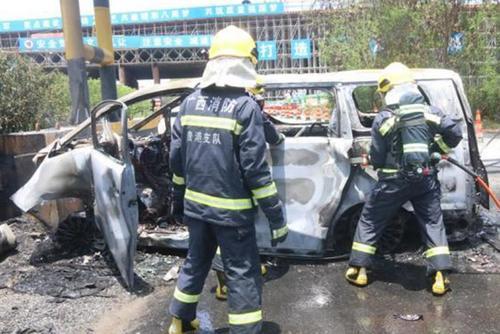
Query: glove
270 224 288 247
269 132 285 147
276 133 286 145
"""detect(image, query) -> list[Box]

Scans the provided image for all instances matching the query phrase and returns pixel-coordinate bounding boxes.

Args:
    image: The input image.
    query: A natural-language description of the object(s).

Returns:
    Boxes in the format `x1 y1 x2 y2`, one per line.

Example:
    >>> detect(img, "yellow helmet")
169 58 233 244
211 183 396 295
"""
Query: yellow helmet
208 25 258 64
377 62 415 93
247 75 265 95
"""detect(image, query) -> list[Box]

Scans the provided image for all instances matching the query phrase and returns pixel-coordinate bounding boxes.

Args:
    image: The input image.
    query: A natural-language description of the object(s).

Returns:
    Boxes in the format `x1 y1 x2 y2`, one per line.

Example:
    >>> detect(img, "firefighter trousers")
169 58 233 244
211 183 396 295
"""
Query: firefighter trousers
169 216 262 334
349 174 452 274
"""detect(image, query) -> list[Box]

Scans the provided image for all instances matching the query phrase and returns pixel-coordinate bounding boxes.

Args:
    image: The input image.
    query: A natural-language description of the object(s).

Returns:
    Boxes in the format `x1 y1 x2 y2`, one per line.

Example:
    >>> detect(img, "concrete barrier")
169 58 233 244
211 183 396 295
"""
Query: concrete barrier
0 128 73 221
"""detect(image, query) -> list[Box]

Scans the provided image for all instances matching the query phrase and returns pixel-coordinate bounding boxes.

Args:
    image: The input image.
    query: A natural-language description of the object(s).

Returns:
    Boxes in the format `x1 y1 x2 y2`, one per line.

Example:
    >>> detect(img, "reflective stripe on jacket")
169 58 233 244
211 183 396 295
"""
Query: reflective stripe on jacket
170 87 285 228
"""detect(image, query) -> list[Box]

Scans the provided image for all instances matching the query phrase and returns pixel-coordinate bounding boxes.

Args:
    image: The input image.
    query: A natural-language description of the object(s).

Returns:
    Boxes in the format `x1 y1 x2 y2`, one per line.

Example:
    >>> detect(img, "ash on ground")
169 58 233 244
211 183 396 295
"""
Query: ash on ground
0 216 182 334
0 208 499 334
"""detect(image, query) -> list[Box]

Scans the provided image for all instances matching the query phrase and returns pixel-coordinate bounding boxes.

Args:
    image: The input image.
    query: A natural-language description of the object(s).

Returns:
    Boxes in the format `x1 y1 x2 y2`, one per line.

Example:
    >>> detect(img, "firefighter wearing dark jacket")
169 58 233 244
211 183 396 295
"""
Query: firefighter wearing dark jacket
212 80 285 301
167 25 287 334
345 62 462 296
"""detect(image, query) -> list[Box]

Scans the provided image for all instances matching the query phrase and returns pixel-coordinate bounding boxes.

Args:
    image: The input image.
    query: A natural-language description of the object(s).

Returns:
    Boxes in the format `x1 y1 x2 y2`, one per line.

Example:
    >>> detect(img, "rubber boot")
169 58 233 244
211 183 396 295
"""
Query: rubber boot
432 271 450 296
261 264 268 276
168 317 200 334
345 266 368 286
215 270 227 300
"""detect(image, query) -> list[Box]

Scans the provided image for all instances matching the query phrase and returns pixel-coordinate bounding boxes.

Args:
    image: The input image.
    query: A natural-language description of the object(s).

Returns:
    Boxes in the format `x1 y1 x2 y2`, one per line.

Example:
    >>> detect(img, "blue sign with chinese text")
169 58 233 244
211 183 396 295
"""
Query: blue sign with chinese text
18 35 214 52
256 41 277 61
448 32 464 55
18 35 312 63
1 3 285 33
291 39 311 59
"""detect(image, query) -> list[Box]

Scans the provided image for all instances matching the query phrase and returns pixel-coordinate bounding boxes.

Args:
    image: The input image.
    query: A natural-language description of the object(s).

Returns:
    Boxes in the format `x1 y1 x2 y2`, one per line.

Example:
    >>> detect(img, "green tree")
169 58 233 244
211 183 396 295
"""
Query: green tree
0 53 70 133
87 78 151 118
0 51 151 134
317 0 499 121
39 71 71 127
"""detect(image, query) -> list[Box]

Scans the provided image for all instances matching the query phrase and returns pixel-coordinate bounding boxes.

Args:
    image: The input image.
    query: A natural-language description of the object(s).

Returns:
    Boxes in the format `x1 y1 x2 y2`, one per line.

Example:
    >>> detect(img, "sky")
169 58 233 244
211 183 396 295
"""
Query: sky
0 0 267 20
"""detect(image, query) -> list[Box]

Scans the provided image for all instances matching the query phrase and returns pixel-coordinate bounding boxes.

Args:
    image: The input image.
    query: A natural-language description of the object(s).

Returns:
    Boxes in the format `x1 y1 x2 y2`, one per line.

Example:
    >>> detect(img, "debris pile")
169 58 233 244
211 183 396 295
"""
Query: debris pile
0 216 183 333
0 223 17 255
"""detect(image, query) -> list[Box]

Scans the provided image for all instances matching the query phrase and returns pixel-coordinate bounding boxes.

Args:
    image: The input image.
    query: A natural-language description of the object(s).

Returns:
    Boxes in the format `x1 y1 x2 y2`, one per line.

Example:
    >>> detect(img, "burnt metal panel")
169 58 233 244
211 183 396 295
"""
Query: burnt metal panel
254 137 352 254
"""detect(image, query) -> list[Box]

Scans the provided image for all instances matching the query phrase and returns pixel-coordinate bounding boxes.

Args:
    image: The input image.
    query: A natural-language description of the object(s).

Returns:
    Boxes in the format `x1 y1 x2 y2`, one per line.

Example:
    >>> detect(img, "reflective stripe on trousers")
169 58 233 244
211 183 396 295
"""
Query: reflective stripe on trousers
170 217 262 334
173 287 200 304
424 246 450 258
228 310 263 326
348 176 452 272
352 242 376 255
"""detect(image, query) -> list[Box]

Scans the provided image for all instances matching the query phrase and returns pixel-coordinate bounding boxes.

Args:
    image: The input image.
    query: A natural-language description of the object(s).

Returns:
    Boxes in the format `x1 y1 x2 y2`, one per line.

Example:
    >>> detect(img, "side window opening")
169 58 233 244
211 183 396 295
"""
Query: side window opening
351 85 383 129
351 83 433 131
262 87 336 137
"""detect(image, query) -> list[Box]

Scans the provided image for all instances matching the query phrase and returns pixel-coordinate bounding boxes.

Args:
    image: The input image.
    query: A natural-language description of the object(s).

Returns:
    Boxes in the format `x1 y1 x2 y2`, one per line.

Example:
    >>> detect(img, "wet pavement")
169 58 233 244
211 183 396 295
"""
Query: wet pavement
111 258 500 334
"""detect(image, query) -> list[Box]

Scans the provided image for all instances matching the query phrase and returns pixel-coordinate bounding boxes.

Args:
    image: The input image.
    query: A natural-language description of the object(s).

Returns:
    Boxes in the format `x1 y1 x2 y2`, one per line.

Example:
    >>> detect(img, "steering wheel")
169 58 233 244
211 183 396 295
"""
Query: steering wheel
307 122 327 135
293 122 327 137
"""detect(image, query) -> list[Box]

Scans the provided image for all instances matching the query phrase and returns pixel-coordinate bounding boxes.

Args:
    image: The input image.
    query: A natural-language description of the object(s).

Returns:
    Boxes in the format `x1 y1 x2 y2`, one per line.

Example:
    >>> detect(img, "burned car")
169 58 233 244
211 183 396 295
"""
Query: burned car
11 70 488 285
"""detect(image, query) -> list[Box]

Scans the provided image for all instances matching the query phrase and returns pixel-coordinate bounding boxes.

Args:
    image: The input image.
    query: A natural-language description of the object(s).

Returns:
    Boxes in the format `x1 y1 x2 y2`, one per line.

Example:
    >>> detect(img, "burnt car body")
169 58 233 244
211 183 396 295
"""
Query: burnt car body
12 70 488 269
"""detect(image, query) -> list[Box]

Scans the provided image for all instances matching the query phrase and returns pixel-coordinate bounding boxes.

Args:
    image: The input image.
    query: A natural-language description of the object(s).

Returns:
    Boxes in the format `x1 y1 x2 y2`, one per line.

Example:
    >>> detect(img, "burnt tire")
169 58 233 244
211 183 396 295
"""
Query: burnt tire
54 213 103 253
347 209 407 254
332 206 407 255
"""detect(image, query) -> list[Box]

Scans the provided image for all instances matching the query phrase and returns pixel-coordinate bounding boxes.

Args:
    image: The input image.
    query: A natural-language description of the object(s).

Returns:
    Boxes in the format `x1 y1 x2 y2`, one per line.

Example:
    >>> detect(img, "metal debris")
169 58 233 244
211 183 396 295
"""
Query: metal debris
393 314 423 321
162 265 180 282
9 265 116 299
0 223 17 255
12 324 57 334
479 231 500 252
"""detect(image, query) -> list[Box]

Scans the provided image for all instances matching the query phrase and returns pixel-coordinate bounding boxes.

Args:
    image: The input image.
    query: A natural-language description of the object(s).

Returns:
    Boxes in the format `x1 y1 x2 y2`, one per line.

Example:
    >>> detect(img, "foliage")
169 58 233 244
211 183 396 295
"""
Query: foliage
0 53 70 133
87 78 151 118
39 71 71 127
317 0 499 120
0 51 150 134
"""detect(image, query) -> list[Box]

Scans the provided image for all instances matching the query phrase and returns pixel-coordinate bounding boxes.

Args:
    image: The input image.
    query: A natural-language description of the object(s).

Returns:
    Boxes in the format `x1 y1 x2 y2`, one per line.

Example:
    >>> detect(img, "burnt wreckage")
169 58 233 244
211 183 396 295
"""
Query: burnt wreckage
11 71 489 287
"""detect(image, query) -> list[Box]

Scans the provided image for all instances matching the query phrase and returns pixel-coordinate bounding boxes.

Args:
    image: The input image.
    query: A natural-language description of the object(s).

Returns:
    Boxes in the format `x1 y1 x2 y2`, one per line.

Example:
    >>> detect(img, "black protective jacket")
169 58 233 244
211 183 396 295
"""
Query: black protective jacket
370 92 463 176
170 87 285 228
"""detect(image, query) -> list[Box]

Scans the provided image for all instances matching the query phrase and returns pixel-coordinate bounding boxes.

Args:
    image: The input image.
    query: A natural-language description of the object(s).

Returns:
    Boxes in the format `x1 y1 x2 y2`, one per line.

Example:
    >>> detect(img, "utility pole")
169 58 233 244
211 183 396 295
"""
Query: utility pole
94 0 119 121
60 0 117 124
60 0 90 124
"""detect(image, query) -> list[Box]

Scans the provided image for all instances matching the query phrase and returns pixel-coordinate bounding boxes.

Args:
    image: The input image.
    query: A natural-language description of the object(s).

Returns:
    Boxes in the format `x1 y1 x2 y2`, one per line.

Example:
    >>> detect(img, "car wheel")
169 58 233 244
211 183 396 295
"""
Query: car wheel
347 208 407 254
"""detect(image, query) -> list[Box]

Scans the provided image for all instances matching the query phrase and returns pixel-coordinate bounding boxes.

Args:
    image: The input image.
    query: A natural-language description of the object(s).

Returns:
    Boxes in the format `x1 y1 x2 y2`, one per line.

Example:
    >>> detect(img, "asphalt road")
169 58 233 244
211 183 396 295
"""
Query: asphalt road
102 132 500 334
106 259 500 334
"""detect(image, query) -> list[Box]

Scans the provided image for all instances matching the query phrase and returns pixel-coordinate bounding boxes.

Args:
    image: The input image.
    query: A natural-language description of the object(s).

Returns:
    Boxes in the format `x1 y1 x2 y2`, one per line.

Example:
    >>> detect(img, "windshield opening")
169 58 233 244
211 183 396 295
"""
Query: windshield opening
263 87 336 124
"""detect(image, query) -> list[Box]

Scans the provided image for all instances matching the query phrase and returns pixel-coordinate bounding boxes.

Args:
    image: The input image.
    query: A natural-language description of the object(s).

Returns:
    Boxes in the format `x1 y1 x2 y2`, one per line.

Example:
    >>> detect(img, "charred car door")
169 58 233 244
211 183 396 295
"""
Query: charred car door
254 85 352 255
12 80 198 287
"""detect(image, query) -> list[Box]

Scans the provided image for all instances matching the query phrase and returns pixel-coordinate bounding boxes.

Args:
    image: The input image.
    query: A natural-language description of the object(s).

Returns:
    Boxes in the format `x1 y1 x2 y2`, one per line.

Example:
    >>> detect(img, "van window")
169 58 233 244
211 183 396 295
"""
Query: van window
261 88 336 137
351 85 383 128
263 88 335 123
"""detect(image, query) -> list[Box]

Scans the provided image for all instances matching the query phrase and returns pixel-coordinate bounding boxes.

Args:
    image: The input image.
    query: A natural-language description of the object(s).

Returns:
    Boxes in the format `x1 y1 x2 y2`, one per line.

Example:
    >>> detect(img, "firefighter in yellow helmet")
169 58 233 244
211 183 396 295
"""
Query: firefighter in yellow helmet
167 25 287 334
345 62 462 295
211 76 284 301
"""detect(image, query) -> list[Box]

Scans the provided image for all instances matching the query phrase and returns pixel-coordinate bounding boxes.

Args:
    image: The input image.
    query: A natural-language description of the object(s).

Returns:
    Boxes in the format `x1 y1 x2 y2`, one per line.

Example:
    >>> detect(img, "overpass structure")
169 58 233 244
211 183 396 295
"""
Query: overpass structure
0 1 329 87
